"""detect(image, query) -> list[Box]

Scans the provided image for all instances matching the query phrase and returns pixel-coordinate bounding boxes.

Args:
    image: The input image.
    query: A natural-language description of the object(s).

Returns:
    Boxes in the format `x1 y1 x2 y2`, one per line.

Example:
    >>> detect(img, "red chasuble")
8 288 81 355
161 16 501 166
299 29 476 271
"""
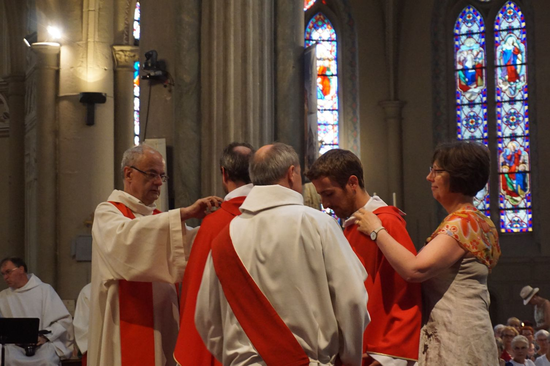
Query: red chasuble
174 197 245 366
109 201 161 366
210 225 311 366
344 206 422 363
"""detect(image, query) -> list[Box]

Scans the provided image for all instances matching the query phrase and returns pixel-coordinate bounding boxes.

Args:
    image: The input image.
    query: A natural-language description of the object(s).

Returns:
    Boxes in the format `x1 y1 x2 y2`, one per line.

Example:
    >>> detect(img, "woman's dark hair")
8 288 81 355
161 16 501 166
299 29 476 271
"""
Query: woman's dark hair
432 141 490 197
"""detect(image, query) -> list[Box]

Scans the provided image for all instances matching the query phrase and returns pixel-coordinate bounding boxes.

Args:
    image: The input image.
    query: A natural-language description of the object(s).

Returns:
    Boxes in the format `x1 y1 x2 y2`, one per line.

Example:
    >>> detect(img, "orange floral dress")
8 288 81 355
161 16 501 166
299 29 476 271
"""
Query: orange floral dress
419 204 501 365
426 204 501 269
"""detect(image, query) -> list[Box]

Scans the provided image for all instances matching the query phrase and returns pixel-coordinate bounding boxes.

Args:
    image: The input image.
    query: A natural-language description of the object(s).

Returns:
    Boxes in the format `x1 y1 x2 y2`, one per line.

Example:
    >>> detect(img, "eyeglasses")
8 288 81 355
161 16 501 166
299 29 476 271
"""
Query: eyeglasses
502 334 515 338
1 267 19 277
429 166 446 175
130 166 169 182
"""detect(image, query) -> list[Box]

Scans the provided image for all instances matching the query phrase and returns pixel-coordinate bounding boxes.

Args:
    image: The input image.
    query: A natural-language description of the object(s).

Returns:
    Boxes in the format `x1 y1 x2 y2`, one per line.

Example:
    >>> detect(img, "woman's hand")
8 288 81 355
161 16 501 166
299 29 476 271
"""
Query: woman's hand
353 208 383 236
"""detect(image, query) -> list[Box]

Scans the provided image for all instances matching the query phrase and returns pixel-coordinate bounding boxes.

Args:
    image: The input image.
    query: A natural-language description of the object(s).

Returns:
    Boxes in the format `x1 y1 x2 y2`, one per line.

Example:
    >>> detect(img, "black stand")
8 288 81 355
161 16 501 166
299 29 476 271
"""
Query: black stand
0 318 39 366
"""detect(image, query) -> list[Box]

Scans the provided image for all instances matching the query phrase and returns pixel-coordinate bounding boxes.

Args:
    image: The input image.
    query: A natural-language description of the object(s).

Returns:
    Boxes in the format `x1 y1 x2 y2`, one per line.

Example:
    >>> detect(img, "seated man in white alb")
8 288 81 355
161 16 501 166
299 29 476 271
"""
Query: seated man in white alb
0 257 73 366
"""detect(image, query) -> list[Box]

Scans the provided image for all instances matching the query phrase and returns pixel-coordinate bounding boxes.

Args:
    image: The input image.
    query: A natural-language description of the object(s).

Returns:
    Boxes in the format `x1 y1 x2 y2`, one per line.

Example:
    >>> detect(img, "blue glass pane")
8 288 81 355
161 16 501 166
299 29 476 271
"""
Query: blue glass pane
500 209 532 233
497 101 529 137
456 103 488 141
454 6 485 35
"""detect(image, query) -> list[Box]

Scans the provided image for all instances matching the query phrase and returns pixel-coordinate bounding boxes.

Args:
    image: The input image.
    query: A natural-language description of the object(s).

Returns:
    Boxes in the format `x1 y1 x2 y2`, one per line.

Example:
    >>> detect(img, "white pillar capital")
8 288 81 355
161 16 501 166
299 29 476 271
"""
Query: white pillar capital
112 45 140 70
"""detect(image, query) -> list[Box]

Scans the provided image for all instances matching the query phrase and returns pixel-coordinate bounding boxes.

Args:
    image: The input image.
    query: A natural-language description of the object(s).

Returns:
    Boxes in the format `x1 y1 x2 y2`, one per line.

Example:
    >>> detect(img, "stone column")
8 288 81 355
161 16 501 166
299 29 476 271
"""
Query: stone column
29 43 60 286
113 45 139 189
379 100 405 209
197 0 275 197
275 0 305 165
6 75 26 258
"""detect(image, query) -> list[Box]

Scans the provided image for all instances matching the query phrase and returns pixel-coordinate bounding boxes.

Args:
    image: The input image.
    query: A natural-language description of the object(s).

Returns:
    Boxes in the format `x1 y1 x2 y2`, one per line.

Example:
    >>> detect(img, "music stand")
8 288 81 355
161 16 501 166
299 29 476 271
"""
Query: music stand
0 318 39 366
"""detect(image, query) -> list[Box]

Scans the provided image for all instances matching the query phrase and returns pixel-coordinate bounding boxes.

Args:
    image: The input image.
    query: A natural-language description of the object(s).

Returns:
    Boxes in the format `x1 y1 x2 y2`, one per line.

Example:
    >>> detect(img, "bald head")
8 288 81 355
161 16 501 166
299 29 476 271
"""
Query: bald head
249 143 302 192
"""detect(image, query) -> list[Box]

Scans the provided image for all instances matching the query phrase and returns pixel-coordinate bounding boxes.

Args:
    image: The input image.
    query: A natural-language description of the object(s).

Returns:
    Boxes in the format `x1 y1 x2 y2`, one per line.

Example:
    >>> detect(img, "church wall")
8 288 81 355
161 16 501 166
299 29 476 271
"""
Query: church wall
349 0 391 205
396 0 437 246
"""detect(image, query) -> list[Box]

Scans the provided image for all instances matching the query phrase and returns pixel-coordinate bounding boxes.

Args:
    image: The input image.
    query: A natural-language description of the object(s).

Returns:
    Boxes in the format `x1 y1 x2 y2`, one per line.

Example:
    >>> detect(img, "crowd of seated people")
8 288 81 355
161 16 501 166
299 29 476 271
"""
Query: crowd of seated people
494 321 550 366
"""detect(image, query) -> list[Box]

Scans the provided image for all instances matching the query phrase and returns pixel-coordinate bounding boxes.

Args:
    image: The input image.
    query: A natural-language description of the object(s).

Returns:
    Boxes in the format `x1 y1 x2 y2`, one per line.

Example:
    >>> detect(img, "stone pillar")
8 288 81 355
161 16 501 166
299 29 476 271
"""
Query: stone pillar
275 0 304 165
379 100 405 208
29 43 60 286
113 45 139 189
6 75 26 258
197 0 275 198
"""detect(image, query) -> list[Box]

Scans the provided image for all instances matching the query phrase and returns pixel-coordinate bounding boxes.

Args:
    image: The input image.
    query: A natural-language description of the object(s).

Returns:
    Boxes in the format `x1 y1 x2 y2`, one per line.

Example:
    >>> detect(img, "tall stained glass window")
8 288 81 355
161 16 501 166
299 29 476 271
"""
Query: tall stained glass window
305 12 339 155
454 6 489 215
133 1 141 145
454 1 532 233
495 2 531 233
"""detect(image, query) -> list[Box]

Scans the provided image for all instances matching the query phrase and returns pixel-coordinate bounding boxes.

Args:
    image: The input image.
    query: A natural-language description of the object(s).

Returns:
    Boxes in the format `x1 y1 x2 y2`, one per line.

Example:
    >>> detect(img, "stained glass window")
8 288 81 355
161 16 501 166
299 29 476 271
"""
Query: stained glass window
133 1 141 146
495 1 531 233
454 6 490 215
304 0 316 11
305 12 339 155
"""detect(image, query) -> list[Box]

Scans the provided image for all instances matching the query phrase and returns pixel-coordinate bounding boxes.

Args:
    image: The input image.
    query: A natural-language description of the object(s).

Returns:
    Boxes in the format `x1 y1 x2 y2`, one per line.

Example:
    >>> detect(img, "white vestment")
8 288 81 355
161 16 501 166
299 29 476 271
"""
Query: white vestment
89 190 194 366
196 185 370 366
0 274 73 366
73 283 91 354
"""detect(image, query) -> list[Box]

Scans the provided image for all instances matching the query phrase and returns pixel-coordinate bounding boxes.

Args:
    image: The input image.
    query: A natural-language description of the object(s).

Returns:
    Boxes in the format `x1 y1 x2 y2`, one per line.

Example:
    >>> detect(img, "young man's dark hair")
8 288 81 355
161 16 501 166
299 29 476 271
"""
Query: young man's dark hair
305 149 365 189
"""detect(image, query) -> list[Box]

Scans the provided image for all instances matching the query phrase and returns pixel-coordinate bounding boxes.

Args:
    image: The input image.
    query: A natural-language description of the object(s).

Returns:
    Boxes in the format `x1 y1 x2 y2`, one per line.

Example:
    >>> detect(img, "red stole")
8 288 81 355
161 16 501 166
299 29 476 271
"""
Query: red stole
344 206 421 363
210 225 311 366
109 201 161 366
174 197 245 366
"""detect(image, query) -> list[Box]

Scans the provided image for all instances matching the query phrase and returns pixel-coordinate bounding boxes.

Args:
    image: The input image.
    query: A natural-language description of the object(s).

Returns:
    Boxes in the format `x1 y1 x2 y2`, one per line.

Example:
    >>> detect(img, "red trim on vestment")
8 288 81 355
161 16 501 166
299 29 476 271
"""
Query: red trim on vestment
211 225 310 366
109 201 161 366
344 206 421 363
174 197 245 366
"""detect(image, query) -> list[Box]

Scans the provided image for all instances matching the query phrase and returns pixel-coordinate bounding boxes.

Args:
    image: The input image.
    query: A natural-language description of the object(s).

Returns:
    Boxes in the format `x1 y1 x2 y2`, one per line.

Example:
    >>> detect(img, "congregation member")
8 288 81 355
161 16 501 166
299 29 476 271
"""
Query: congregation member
73 282 91 365
174 142 255 366
535 330 550 362
0 257 73 366
354 141 501 365
195 142 369 366
496 324 507 339
521 286 550 332
508 335 536 366
89 144 222 366
502 326 520 362
521 326 537 361
509 317 524 332
306 148 422 366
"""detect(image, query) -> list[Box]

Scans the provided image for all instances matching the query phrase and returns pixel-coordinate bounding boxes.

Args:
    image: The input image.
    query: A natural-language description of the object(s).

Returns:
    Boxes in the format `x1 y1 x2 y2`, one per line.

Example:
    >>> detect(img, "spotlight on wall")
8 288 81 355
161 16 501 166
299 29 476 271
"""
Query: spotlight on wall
47 26 62 40
141 50 167 80
79 92 107 126
23 32 37 47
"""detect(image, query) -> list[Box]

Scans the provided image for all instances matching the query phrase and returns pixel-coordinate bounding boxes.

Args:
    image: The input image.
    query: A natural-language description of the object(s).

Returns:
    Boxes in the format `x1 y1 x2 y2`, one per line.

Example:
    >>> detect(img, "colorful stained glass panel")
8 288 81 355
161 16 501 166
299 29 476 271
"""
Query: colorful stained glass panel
497 101 529 137
305 12 339 156
456 104 488 141
304 0 316 11
455 5 489 214
495 1 531 232
500 209 532 233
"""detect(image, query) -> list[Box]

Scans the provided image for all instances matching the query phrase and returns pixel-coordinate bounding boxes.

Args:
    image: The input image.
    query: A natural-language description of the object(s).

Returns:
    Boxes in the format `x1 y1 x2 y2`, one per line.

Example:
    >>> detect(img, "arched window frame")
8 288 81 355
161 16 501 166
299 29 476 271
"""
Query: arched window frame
432 0 539 251
304 0 360 156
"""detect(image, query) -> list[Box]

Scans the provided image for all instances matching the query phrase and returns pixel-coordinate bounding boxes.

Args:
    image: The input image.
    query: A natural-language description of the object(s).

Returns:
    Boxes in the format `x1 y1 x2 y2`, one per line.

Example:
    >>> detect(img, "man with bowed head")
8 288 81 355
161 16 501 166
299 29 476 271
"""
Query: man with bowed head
307 148 422 366
174 142 255 366
89 144 222 366
195 142 369 366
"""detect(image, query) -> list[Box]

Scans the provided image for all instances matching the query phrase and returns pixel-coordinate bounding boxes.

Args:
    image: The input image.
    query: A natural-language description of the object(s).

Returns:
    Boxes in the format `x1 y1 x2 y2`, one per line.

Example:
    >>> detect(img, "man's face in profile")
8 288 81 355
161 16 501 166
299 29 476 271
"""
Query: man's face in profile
126 151 165 206
311 176 356 219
